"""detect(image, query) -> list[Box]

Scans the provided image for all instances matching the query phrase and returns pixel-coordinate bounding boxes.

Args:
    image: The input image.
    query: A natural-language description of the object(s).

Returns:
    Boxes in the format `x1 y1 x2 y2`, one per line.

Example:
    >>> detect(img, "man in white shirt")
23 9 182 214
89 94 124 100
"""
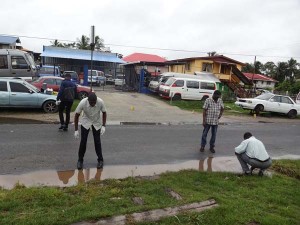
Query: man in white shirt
235 132 272 176
74 92 107 170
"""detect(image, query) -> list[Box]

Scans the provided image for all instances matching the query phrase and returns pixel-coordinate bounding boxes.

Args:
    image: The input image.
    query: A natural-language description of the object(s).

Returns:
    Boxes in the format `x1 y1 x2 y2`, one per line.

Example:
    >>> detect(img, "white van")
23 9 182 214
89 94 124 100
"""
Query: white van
0 49 37 81
159 77 216 100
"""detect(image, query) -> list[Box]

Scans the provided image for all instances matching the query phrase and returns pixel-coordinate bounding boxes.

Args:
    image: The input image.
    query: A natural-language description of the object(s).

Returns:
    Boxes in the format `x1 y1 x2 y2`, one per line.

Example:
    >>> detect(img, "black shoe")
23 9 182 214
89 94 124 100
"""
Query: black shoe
244 171 251 176
58 125 65 130
209 147 215 153
63 126 68 131
97 161 104 169
258 170 264 176
77 161 83 170
250 166 255 174
200 146 205 152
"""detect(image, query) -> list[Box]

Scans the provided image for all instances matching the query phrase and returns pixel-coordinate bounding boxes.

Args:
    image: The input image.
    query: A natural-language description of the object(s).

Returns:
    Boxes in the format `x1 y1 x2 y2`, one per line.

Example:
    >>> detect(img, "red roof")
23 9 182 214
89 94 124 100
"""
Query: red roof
243 73 278 82
123 53 167 63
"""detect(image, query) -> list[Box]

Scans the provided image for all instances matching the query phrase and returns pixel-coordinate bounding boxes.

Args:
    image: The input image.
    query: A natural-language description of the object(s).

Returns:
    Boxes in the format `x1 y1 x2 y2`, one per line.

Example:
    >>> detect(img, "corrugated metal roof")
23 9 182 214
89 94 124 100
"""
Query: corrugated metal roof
123 53 167 63
0 35 21 44
41 46 125 63
243 73 278 82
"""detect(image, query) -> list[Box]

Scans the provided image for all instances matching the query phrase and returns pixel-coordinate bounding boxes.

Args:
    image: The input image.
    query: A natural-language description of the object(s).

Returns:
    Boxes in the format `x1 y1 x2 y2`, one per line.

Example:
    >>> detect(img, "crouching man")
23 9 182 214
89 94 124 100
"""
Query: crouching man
235 132 272 176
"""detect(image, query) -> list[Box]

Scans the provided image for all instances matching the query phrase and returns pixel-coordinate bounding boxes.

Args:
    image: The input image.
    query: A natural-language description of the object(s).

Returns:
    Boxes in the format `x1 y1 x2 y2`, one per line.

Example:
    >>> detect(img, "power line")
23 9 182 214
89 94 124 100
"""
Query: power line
1 33 300 59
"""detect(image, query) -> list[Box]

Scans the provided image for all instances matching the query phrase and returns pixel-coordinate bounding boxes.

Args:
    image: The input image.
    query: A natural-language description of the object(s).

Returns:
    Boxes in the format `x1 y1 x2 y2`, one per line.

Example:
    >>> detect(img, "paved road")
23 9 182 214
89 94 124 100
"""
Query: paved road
0 122 299 175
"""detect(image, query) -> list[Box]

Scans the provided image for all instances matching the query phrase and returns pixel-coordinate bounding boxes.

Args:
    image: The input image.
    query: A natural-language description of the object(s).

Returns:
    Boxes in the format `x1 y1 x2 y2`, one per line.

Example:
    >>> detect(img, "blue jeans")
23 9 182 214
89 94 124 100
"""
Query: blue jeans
201 124 218 149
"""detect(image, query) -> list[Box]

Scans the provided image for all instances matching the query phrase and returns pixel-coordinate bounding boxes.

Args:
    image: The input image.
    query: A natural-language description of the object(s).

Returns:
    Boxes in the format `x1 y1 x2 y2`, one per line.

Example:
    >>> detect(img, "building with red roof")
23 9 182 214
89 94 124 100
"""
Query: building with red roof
243 73 278 90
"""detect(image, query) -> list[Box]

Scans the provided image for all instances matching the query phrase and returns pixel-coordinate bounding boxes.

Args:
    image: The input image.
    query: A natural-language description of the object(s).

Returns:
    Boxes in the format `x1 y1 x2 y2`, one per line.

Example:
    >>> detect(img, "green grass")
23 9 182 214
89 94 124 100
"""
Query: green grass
0 160 299 225
71 99 80 112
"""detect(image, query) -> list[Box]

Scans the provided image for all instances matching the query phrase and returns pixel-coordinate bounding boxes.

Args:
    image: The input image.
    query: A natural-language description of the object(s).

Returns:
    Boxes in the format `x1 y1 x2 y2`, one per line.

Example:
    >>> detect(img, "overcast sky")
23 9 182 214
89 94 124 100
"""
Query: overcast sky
1 0 299 63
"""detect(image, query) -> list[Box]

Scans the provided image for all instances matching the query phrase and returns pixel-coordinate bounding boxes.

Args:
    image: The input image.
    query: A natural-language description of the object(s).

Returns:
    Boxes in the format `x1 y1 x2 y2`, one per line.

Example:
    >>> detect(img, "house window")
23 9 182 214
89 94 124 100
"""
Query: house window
186 62 191 71
202 63 212 72
220 64 228 74
267 81 271 85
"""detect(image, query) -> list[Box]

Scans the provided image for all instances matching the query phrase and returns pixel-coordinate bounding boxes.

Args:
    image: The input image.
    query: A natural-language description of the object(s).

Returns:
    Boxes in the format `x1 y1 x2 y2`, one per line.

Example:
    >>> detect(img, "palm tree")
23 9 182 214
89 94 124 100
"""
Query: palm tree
286 58 299 81
274 62 288 83
76 35 90 50
50 39 63 47
95 35 105 50
262 61 276 77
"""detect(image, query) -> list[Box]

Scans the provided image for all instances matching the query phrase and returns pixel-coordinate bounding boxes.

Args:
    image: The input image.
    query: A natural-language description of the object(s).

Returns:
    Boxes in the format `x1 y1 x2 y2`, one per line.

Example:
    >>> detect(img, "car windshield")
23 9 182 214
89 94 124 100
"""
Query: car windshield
31 77 44 83
116 75 124 79
164 78 176 86
24 81 40 93
88 71 97 76
255 93 273 100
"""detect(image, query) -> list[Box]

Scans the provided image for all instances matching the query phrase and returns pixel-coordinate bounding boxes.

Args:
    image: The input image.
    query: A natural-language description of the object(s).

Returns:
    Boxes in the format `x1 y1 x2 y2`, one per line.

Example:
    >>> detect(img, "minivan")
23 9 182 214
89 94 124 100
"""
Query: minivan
0 49 37 81
159 77 216 100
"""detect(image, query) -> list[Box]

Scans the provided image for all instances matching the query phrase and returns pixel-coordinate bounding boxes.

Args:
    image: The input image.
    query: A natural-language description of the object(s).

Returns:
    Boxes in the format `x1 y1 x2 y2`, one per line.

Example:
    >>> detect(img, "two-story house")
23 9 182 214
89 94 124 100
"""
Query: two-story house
243 73 278 91
167 55 252 97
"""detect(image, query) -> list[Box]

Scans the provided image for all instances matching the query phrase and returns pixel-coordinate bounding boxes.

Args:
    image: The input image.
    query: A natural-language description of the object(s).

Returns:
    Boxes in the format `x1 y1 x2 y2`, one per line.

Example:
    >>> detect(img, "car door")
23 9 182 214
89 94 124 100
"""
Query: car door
0 80 9 106
185 80 200 100
10 55 31 77
9 81 38 107
267 96 281 113
280 96 295 113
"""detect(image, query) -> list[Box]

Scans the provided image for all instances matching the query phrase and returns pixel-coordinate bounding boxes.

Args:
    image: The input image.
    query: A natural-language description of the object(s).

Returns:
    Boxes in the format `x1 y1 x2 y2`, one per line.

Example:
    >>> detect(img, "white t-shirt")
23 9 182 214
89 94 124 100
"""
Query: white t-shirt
235 136 270 161
75 97 106 130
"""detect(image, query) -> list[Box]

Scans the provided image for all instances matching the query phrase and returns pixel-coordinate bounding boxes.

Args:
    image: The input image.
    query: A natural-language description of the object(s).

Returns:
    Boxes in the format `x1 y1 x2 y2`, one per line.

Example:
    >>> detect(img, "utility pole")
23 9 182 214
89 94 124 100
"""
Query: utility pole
90 25 95 91
251 56 256 97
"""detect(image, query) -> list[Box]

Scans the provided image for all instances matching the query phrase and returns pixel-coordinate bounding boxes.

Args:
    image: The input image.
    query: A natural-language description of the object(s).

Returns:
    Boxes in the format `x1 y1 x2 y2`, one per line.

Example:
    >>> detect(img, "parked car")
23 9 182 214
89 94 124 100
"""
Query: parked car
37 65 61 78
235 93 300 118
114 74 125 87
31 76 91 99
62 71 79 84
159 77 216 101
0 78 58 113
105 74 115 84
0 49 38 81
88 70 106 86
148 76 162 92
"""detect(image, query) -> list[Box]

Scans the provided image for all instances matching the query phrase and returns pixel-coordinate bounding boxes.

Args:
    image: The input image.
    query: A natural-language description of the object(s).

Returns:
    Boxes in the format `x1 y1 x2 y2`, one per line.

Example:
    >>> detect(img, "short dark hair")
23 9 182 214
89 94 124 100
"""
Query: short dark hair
244 132 252 140
88 92 97 102
64 73 71 78
213 90 221 96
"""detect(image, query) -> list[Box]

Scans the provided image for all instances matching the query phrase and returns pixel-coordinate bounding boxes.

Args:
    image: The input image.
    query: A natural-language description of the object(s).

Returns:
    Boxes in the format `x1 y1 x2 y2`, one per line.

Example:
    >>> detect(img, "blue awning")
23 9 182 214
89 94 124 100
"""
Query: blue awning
41 46 125 64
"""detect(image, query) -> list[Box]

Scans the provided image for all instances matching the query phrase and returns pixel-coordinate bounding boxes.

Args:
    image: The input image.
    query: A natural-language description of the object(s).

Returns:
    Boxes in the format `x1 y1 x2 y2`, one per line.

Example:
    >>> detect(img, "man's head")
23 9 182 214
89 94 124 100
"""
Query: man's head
64 73 71 80
212 90 221 101
243 132 252 140
88 92 97 107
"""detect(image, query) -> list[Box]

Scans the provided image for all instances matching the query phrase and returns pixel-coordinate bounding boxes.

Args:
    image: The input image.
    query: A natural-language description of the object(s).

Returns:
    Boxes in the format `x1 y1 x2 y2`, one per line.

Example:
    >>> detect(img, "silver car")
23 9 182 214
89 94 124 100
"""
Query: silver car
0 78 58 113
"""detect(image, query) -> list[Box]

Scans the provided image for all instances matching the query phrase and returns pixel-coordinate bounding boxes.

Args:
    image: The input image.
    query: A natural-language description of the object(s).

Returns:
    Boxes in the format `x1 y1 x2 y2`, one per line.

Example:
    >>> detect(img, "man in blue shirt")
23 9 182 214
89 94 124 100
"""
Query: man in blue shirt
57 73 77 131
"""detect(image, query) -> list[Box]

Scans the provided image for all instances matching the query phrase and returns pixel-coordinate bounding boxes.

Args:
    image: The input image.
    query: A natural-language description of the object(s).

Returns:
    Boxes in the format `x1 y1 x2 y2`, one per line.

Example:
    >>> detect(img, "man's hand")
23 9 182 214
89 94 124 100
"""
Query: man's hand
100 126 106 135
74 130 79 139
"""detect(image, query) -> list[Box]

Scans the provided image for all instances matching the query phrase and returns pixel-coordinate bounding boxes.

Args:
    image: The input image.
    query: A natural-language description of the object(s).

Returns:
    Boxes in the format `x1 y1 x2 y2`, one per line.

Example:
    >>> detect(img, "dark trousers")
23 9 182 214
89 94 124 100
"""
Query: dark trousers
78 125 103 163
201 124 218 149
58 101 73 126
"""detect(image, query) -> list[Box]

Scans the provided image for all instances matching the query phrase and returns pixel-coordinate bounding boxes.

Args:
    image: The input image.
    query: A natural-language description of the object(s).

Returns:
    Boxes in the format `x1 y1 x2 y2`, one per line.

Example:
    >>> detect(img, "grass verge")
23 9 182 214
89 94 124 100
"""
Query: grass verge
0 160 299 225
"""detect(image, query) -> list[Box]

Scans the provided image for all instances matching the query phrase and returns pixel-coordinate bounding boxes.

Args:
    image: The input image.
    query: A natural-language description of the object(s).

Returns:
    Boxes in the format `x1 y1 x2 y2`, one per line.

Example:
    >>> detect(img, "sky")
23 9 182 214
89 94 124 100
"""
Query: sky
1 0 300 64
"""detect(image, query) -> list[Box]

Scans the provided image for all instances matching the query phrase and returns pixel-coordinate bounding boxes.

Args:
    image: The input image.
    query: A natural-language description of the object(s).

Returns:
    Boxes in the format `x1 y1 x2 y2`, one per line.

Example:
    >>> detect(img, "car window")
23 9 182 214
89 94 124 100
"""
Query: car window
44 79 56 85
11 56 28 69
10 82 29 93
271 96 281 103
0 81 8 91
255 93 273 100
281 97 293 104
56 79 62 85
165 78 176 86
174 80 184 87
187 80 199 89
201 82 215 90
0 55 8 69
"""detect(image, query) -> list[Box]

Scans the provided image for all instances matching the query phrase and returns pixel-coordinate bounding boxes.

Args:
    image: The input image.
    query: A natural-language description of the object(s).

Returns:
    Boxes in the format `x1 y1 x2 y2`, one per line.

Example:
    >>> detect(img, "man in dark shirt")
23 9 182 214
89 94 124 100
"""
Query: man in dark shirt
57 73 77 131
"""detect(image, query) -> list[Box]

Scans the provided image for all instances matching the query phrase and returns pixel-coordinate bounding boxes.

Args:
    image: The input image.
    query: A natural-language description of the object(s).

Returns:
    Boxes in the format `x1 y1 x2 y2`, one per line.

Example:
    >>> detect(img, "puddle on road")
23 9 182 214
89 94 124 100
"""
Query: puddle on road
0 156 243 190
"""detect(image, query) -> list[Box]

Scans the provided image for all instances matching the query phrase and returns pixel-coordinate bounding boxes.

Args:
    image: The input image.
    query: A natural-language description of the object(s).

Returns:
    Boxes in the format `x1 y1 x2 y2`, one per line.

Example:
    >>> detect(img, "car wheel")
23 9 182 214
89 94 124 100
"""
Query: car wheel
287 109 297 119
43 101 58 113
254 104 264 114
201 95 209 101
172 94 181 101
78 91 88 100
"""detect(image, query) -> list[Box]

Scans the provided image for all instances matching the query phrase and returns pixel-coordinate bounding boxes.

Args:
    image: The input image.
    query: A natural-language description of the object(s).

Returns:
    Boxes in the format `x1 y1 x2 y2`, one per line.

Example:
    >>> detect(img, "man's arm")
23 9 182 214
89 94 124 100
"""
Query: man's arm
57 82 65 100
235 139 248 154
218 107 224 119
74 113 80 131
203 109 207 126
102 112 107 127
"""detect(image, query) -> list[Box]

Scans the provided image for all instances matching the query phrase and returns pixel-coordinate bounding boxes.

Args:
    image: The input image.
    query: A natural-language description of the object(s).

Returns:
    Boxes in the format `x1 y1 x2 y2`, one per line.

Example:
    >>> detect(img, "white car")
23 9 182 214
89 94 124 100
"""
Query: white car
235 93 300 119
114 74 125 87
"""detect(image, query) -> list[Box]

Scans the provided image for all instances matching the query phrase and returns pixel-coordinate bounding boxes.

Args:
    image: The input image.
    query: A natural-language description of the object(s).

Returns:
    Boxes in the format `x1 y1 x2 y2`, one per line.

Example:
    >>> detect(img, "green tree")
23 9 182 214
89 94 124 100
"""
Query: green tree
76 35 90 50
286 58 299 81
262 61 276 77
50 39 63 47
95 35 105 50
274 62 288 83
241 63 254 73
